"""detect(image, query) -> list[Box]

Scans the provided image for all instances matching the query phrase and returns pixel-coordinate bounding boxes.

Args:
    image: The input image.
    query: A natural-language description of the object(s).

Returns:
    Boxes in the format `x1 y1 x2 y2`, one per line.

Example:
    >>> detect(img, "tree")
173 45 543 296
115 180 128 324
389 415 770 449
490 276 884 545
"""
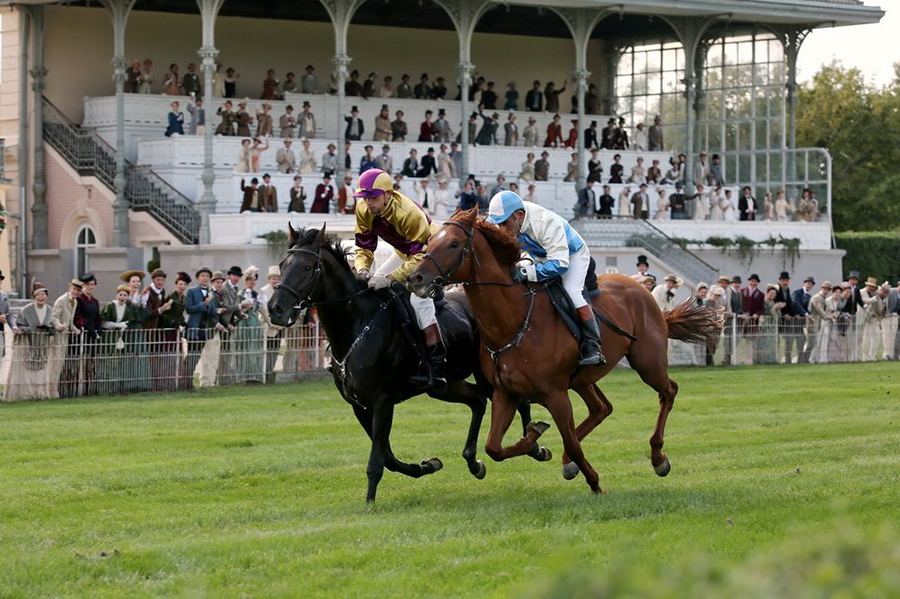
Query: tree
797 61 900 231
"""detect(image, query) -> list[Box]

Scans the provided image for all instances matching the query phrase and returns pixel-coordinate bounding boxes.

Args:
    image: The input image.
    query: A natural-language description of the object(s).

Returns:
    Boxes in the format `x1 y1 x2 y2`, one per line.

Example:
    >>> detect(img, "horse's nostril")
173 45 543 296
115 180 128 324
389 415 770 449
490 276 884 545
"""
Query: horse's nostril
410 274 422 286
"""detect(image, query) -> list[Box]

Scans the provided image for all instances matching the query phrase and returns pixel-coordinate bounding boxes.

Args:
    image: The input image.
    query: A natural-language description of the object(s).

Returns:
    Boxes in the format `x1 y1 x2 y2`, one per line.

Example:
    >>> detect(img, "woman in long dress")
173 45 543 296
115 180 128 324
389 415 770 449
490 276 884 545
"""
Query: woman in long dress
654 187 669 220
163 63 181 95
234 267 266 383
99 285 145 395
757 285 784 365
138 59 153 94
709 187 724 220
774 190 790 221
122 270 151 392
5 282 56 402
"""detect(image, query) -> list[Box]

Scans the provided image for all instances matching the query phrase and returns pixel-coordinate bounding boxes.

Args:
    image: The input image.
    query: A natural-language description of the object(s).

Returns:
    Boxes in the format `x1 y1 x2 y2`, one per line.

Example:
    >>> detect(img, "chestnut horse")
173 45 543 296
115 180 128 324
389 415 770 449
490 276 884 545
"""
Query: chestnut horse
408 208 722 494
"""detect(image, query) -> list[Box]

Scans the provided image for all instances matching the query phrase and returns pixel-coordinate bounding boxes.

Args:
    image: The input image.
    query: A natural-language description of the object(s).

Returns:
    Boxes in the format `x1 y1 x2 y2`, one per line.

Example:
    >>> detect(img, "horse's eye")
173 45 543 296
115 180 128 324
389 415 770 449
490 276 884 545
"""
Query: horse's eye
304 265 312 271
450 241 460 249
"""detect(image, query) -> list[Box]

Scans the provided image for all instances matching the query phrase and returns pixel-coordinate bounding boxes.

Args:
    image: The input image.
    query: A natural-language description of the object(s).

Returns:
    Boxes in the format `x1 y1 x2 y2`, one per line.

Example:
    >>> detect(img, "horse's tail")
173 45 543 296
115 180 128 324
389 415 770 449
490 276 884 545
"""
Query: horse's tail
664 300 724 344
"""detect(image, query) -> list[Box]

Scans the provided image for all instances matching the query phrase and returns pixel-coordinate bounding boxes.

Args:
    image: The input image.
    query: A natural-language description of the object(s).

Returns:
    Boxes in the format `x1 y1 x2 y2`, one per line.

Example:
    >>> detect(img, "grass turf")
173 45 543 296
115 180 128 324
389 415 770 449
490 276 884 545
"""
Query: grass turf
0 362 897 597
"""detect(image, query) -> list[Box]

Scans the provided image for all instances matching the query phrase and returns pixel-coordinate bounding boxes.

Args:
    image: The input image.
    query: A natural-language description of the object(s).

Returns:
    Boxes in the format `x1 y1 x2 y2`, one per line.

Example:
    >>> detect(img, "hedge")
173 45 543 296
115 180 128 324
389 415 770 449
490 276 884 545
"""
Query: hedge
835 230 900 283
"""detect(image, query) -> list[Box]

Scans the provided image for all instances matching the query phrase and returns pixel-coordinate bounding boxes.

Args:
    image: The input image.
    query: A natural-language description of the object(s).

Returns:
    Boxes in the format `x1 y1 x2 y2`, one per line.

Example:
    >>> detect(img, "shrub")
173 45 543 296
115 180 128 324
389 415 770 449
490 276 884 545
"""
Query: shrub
835 231 900 283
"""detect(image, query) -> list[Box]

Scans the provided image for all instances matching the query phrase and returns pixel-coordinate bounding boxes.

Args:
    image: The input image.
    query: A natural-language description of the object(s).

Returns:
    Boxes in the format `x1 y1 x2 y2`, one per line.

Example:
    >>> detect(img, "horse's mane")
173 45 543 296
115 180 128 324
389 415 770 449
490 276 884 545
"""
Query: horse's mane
474 220 522 268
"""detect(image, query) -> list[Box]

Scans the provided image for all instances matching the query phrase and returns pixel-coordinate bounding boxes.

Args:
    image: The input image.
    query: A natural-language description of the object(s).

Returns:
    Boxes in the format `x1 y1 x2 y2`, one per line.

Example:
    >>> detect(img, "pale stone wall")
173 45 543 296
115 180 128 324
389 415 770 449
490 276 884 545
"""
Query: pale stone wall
43 5 606 123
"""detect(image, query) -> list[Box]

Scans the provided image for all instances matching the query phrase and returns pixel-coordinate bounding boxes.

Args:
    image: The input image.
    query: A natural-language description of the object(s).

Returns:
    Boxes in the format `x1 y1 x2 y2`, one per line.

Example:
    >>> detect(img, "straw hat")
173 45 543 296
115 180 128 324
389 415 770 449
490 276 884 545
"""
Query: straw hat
115 284 130 294
865 276 878 287
120 269 145 283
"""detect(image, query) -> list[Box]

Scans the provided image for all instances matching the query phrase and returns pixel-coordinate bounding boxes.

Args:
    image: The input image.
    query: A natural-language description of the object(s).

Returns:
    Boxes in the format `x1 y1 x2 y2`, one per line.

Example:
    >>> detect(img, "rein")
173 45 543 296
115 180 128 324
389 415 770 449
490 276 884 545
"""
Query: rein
423 220 520 289
482 283 546 393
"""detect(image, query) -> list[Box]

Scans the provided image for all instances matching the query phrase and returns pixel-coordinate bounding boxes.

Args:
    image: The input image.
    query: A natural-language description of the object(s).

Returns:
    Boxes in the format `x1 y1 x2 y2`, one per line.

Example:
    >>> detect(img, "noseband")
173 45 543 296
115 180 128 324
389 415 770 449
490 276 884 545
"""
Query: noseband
422 220 475 287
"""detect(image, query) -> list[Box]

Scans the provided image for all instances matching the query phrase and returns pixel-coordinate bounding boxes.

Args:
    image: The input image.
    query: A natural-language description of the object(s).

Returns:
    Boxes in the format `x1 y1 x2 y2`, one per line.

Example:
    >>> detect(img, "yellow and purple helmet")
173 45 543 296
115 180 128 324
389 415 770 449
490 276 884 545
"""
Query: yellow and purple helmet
354 168 393 198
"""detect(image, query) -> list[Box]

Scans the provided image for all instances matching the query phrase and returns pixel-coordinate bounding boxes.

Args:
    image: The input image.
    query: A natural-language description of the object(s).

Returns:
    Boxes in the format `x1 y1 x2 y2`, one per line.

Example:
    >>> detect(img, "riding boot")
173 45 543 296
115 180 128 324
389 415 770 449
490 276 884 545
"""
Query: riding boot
578 315 606 366
410 323 447 390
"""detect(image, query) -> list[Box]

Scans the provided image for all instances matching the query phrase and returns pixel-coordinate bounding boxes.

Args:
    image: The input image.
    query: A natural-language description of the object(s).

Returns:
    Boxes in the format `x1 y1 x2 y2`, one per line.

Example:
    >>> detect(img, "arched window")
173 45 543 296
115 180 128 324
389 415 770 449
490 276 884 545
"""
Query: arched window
75 224 97 278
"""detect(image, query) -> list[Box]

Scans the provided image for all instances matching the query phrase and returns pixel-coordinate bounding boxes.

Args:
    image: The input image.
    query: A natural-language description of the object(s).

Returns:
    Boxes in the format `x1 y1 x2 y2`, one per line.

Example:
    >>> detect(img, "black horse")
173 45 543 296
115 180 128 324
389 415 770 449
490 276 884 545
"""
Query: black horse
267 225 550 503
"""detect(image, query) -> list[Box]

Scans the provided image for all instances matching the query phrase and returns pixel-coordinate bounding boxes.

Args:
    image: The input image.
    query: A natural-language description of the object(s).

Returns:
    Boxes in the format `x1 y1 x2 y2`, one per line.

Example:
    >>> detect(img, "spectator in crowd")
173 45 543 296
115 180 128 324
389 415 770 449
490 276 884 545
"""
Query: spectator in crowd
525 80 543 111
212 62 225 97
721 276 744 366
376 144 393 174
373 104 391 142
186 96 204 135
888 281 900 360
360 145 378 174
544 81 566 113
433 108 452 143
584 83 600 114
740 273 765 361
504 114 519 146
259 266 283 383
288 175 307 213
259 173 278 212
457 179 479 211
474 111 498 146
631 183 649 219
773 271 799 363
298 101 316 139
183 268 217 387
564 152 578 183
301 65 317 93
583 149 601 183
178 62 200 97
73 273 101 394
256 103 274 137
693 152 709 188
534 151 550 181
99 283 146 393
762 191 775 220
490 175 506 198
708 153 724 187
564 119 579 149
260 69 279 100
239 177 262 213
345 70 362 96
361 72 378 99
523 117 539 147
125 60 141 93
653 187 669 220
232 268 265 384
666 181 686 220
344 106 364 141
235 101 253 137
449 142 462 176
600 118 615 149
413 73 430 99
594 185 614 218
738 186 758 221
51 279 82 398
396 73 412 98
281 71 297 95
481 81 498 109
224 67 239 98
616 186 632 217
504 82 519 110
137 59 154 94
280 105 296 138
321 143 338 176
276 139 296 174
663 157 681 185
436 145 455 179
215 101 235 136
457 112 477 145
774 190 791 221
544 114 563 148
413 178 436 215
164 101 185 138
378 75 393 98
299 138 317 174
419 110 436 142
432 178 452 219
584 120 599 149
576 179 596 217
524 183 538 204
401 149 419 177
629 156 645 185
520 152 536 182
648 115 664 151
7 282 56 401
634 123 648 152
646 159 661 184
249 137 269 172
311 175 333 213
336 172 355 214
652 275 682 312
417 147 436 178
234 139 252 173
860 277 886 361
809 280 833 364
163 63 181 95
391 110 408 142
432 76 447 99
614 117 629 149
608 154 624 184
690 184 709 221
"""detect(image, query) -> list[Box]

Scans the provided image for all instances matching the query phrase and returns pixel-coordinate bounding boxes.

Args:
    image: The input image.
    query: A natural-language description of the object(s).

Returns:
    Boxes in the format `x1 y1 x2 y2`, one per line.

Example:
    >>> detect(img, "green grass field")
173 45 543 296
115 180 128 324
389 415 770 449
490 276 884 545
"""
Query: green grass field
1 362 898 598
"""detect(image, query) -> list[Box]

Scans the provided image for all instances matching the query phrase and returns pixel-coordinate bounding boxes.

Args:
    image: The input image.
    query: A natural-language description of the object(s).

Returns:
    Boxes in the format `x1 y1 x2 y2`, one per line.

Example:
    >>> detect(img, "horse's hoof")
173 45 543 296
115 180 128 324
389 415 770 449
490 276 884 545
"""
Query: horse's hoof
538 446 553 462
472 460 487 480
562 462 580 480
528 421 552 437
654 458 671 477
422 457 443 473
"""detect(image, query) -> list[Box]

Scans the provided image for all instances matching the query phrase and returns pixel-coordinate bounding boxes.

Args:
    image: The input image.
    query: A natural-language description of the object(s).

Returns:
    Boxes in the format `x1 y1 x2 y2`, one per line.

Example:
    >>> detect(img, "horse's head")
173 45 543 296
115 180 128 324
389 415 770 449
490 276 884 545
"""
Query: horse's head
268 223 328 326
409 208 479 298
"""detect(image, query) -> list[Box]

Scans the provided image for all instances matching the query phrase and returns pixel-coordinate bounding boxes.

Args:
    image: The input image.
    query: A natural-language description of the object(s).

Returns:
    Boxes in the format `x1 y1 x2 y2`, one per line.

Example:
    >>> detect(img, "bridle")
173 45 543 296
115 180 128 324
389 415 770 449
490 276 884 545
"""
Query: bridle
421 220 476 288
274 245 368 313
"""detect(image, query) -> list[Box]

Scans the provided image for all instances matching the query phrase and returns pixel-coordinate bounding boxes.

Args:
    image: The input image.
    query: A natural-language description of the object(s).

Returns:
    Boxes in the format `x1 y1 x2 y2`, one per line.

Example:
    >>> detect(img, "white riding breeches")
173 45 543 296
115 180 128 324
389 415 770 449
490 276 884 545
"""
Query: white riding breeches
559 245 591 310
374 251 437 328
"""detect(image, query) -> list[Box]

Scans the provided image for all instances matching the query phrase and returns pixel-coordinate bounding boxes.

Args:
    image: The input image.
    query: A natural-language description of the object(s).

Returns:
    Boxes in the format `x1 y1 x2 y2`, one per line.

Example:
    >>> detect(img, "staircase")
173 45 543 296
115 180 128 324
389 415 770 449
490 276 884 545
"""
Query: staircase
42 98 200 244
571 217 718 284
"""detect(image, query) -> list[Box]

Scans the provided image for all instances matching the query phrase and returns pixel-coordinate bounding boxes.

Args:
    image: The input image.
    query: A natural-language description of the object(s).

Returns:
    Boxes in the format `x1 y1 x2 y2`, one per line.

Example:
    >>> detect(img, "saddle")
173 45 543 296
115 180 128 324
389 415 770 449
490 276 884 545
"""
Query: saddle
543 257 637 344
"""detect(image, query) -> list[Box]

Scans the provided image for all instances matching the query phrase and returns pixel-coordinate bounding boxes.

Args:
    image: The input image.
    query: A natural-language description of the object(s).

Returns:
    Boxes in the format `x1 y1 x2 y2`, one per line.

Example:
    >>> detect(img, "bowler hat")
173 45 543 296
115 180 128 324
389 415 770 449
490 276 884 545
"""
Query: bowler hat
195 266 213 278
150 268 167 279
664 274 683 286
779 271 790 280
804 276 815 284
731 275 742 284
211 271 226 282
749 273 760 282
79 272 97 284
227 266 243 277
380 104 389 111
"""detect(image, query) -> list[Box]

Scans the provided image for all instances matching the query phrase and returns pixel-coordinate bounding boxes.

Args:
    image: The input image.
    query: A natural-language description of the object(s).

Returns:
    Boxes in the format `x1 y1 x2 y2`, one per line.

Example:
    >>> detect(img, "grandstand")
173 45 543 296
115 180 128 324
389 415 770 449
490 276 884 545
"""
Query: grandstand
0 0 884 294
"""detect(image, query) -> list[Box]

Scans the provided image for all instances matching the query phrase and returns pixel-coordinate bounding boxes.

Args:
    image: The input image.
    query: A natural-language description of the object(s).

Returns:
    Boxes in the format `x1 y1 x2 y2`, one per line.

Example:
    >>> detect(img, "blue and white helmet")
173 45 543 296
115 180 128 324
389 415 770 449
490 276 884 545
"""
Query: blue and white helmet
487 190 525 225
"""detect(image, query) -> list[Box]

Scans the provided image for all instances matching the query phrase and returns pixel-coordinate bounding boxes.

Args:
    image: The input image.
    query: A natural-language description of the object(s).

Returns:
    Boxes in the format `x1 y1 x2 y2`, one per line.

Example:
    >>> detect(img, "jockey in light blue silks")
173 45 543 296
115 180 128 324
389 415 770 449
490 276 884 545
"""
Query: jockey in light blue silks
487 190 605 366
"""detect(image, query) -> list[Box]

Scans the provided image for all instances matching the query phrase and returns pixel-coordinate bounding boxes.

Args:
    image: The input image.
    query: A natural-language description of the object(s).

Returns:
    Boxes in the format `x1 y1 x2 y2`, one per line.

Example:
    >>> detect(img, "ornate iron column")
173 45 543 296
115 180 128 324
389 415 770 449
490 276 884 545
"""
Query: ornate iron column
28 5 49 250
458 61 473 181
334 53 351 191
574 68 590 190
196 0 225 244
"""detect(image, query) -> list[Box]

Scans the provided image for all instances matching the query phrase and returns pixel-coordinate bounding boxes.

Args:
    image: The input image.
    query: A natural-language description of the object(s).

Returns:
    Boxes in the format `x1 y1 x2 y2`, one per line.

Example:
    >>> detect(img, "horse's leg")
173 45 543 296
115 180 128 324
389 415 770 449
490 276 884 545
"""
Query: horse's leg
542 390 602 493
484 390 551 462
561 382 614 480
517 399 553 462
627 347 679 477
429 380 488 479
365 398 443 503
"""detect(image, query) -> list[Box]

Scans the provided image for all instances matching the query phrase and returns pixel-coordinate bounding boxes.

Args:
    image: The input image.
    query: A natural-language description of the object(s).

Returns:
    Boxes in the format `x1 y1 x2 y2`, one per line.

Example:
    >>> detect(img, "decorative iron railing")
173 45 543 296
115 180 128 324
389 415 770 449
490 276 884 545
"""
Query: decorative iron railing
42 98 200 244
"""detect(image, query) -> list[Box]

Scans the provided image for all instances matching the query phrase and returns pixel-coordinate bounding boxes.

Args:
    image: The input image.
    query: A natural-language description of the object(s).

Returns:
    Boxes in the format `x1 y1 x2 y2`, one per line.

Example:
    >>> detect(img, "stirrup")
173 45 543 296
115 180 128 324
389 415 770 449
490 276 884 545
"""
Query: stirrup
579 342 605 366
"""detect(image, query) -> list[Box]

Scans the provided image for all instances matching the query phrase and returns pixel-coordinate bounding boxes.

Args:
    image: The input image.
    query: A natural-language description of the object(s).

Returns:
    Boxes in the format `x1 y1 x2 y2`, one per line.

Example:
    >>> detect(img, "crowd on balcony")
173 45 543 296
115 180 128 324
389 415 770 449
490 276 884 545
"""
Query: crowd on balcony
2 263 898 401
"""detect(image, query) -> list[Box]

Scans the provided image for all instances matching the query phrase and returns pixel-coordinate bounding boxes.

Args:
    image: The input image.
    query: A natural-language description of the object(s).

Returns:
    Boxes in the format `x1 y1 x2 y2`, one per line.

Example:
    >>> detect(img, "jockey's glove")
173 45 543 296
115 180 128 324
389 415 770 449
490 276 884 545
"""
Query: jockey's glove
511 264 537 283
357 269 371 281
368 274 391 290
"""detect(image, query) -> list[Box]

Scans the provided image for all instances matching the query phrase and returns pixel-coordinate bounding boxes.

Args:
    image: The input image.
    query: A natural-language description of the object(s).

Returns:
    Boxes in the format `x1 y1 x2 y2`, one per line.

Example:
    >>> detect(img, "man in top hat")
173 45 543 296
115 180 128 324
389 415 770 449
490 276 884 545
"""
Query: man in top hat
648 115 664 151
721 275 744 365
635 255 651 279
345 106 364 141
859 276 886 361
374 104 391 142
0 270 14 360
141 268 178 389
299 101 316 139
809 280 833 364
773 271 800 363
845 270 863 315
600 118 616 150
354 168 448 388
279 104 296 139
433 108 452 143
740 274 765 362
432 76 447 100
259 173 278 212
791 276 816 363
585 120 599 149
